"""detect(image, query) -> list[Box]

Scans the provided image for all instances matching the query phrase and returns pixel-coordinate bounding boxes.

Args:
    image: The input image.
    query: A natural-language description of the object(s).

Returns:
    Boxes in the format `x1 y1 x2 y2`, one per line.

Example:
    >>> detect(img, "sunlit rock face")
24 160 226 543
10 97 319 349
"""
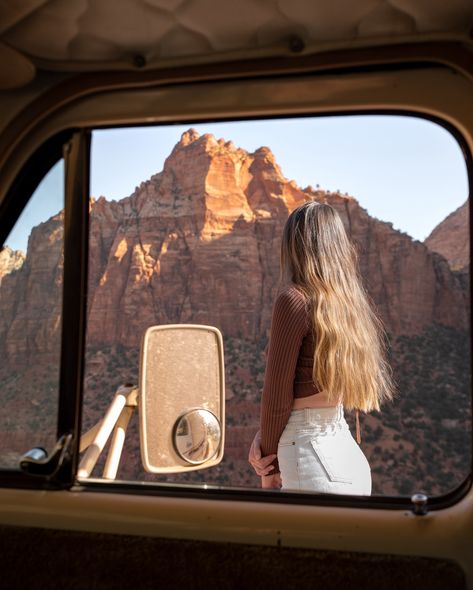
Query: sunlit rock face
0 213 63 364
85 129 309 347
85 129 468 346
0 246 25 283
0 130 469 363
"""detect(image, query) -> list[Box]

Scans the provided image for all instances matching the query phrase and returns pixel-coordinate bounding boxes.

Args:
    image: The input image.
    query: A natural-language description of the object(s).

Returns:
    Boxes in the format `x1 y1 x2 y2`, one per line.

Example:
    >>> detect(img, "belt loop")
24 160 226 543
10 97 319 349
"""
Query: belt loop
304 407 310 424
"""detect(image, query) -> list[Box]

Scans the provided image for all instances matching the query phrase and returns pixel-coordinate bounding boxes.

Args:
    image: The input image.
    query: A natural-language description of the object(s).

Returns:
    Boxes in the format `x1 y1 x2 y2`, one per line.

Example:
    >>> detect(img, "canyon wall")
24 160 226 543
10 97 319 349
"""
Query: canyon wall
424 199 468 273
2 129 467 366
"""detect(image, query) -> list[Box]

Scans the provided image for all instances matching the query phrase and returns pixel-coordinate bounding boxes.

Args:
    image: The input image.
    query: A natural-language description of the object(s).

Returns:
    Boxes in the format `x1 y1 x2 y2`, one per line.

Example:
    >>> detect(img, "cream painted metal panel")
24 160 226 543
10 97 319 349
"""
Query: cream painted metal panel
0 486 471 584
0 0 472 77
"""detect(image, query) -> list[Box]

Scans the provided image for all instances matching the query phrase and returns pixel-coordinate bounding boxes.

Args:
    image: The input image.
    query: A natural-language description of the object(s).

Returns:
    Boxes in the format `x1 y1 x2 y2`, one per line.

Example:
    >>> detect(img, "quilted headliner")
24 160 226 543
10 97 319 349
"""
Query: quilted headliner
0 0 473 87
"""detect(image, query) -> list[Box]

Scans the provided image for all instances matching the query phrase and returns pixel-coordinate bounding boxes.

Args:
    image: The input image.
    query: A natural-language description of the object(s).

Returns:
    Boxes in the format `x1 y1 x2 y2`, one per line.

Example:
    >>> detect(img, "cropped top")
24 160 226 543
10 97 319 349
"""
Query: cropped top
259 285 321 473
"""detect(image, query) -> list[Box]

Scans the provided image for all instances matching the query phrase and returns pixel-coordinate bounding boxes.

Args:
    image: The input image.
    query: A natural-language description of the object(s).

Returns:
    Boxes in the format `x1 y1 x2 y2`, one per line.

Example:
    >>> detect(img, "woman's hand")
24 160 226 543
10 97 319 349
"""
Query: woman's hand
261 472 282 489
248 430 277 476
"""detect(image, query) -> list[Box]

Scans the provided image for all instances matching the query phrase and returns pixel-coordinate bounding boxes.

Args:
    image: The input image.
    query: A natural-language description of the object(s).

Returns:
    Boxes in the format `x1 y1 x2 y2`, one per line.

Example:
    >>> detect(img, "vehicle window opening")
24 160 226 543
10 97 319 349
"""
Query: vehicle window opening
2 115 469 501
79 115 470 498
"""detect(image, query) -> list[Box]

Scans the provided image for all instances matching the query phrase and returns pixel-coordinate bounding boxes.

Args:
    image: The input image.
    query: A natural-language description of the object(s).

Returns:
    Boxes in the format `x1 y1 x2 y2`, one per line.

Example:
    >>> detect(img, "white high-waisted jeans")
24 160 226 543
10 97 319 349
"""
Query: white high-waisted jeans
277 405 372 495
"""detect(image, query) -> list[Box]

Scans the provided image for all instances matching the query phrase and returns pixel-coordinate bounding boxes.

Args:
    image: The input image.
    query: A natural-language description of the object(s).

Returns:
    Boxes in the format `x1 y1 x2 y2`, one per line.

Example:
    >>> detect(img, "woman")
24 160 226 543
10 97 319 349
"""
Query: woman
248 201 396 493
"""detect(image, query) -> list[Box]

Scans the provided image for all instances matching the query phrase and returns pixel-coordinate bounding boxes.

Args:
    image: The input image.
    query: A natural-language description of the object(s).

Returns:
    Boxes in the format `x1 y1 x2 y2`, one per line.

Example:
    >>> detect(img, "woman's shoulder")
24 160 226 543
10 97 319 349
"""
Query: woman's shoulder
277 283 308 303
274 284 308 315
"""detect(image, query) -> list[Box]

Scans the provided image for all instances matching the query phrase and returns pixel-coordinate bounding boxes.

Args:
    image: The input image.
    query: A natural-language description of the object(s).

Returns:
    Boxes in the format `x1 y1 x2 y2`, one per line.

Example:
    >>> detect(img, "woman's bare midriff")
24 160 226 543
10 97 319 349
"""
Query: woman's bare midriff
292 391 342 409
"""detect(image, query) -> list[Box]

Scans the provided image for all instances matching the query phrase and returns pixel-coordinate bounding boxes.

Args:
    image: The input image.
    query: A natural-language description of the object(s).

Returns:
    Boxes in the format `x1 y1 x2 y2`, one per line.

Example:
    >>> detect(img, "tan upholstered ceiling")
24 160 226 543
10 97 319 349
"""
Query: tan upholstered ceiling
0 0 472 88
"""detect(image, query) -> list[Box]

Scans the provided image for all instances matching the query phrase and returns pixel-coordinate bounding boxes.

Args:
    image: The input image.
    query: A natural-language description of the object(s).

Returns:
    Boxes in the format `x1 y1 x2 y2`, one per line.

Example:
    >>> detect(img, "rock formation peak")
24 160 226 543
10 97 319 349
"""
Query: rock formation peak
179 128 200 146
174 128 241 155
254 146 272 157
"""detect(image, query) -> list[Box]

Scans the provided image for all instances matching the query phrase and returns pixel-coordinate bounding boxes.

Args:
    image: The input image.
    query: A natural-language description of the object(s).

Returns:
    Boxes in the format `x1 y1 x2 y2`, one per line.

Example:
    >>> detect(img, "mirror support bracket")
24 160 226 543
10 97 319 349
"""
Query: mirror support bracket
78 384 138 480
19 433 74 483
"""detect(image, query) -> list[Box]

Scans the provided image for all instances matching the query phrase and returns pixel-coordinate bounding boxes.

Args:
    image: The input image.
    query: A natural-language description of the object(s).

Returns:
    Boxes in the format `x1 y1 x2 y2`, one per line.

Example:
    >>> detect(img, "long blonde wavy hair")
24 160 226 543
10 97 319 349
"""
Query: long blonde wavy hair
280 201 396 412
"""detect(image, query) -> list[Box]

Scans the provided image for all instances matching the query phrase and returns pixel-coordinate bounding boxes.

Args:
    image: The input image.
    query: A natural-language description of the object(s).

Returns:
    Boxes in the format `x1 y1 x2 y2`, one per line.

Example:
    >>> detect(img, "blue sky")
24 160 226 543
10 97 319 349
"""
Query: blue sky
4 115 469 252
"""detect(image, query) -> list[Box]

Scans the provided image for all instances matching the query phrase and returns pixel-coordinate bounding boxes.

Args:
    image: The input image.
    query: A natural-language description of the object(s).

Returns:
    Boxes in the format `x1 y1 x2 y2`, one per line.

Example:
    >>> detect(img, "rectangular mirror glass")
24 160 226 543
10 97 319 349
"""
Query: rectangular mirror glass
140 324 224 473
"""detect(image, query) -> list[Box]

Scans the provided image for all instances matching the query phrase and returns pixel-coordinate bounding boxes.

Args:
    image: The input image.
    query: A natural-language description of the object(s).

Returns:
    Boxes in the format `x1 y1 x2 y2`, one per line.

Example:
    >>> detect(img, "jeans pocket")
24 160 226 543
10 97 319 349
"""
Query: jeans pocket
309 437 353 484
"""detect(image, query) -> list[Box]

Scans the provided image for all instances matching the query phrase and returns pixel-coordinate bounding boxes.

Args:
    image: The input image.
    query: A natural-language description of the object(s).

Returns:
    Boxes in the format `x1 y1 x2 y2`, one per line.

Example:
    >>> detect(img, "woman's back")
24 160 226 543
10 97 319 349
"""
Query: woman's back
274 284 341 407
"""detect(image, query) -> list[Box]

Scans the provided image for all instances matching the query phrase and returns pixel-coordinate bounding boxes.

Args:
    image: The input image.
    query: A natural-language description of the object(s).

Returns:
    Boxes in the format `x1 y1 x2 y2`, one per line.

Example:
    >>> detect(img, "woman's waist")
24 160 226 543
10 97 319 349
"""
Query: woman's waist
287 404 344 423
279 405 348 441
293 391 343 409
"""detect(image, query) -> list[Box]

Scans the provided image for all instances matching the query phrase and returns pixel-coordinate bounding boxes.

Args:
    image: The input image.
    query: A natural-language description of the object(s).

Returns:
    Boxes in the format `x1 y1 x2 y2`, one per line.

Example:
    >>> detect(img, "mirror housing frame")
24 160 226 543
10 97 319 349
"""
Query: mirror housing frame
139 324 225 474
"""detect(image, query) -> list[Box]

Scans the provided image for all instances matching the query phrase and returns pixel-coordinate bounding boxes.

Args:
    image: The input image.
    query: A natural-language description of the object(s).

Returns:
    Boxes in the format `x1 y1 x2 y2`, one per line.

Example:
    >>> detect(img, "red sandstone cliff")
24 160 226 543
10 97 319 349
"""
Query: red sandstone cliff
86 129 468 347
0 130 469 364
86 130 307 347
0 213 63 363
424 200 469 273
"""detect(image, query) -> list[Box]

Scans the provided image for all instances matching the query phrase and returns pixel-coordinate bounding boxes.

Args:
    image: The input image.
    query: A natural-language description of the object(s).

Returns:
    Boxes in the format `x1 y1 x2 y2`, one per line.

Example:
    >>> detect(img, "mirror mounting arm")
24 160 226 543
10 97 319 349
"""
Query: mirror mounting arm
78 384 138 480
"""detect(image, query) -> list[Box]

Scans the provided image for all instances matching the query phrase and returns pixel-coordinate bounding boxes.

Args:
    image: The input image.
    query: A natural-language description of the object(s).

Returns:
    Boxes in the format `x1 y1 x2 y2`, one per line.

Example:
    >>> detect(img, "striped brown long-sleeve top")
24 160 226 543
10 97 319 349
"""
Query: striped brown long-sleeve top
259 284 321 473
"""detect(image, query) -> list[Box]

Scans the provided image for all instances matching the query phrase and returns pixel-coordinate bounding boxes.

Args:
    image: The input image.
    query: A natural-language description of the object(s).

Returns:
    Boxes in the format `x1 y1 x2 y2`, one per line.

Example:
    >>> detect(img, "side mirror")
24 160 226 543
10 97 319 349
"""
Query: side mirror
139 324 225 473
